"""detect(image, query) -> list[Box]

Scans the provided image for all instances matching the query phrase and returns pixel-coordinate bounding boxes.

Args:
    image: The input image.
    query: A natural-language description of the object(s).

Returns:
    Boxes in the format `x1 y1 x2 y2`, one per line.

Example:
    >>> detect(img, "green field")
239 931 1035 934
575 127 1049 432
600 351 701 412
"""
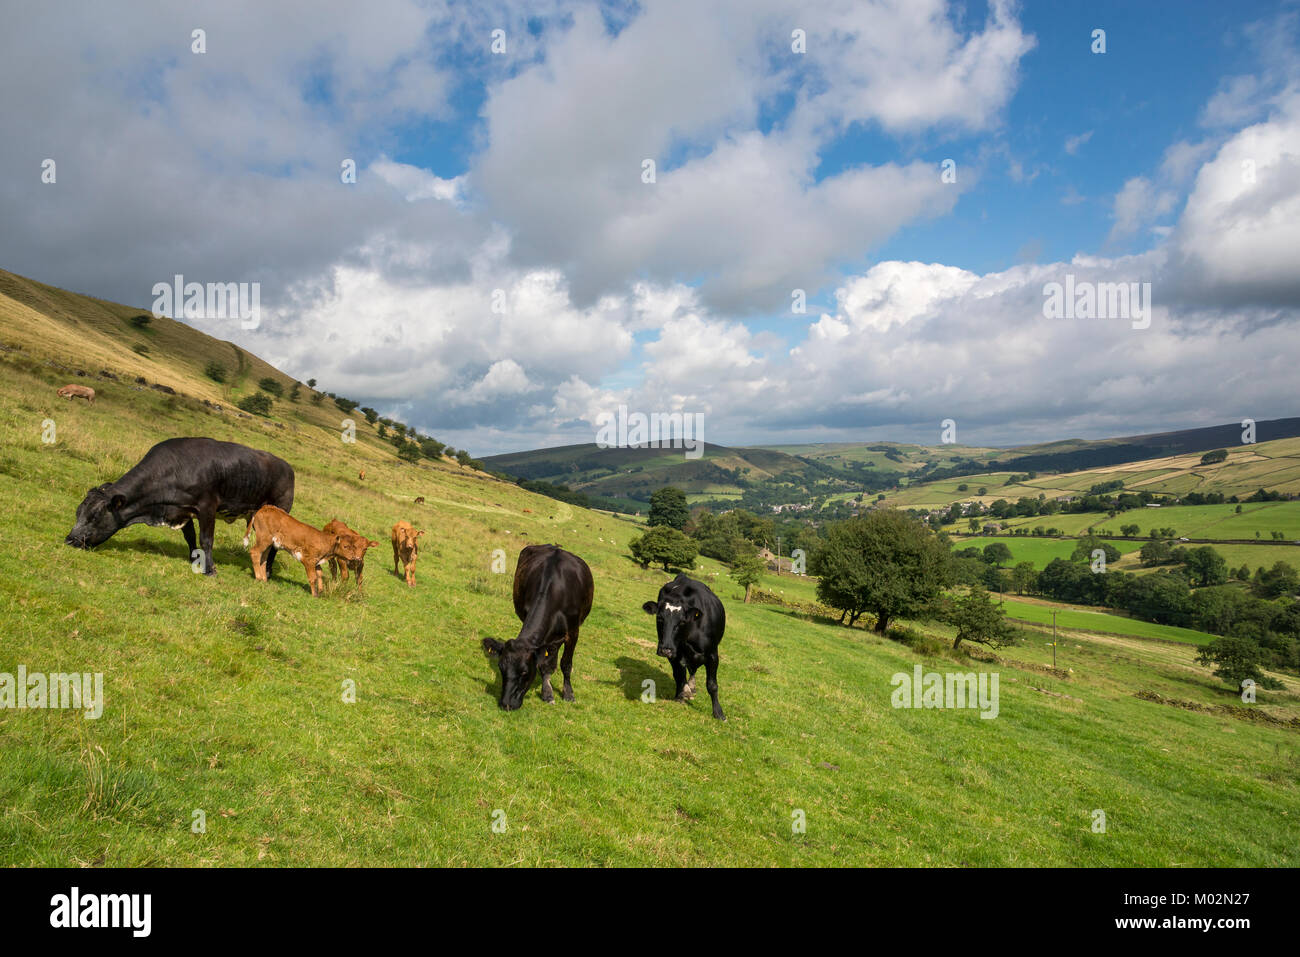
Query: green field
1 269 1298 867
998 600 1217 646
991 501 1300 541
953 536 1145 568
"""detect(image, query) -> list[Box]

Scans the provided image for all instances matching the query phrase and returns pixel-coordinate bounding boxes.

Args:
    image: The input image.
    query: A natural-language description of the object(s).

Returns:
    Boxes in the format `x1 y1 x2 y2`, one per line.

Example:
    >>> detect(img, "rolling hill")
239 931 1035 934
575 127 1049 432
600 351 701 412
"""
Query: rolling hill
0 266 1297 867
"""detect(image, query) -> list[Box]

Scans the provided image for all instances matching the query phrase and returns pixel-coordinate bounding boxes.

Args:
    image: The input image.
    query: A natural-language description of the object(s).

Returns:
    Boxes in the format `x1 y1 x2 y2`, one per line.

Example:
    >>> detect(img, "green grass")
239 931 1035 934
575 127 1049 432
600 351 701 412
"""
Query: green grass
998 599 1218 646
1 269 1298 867
952 536 1144 568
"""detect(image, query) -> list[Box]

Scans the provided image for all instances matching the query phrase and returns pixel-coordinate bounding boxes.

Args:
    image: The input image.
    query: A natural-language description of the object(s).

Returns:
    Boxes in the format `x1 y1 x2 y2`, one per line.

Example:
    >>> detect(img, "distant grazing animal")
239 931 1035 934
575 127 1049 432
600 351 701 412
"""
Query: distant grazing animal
642 574 726 720
414 496 425 505
66 437 294 577
358 470 365 480
323 519 380 586
248 506 364 597
57 384 95 403
482 545 593 711
391 521 424 587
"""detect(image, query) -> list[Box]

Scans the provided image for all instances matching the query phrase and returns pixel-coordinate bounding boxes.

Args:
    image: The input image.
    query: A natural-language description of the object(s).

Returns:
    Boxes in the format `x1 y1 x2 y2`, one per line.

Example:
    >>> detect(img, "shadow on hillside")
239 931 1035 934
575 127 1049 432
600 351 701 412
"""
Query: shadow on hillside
610 655 673 701
758 603 861 631
90 537 250 570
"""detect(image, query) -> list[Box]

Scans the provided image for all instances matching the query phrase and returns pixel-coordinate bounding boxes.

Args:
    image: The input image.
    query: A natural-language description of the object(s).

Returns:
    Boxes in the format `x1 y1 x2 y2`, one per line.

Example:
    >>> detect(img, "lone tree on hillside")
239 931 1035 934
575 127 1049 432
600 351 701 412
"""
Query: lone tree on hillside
629 526 698 572
730 551 766 603
814 509 951 632
647 486 689 530
1196 636 1282 691
943 586 1017 652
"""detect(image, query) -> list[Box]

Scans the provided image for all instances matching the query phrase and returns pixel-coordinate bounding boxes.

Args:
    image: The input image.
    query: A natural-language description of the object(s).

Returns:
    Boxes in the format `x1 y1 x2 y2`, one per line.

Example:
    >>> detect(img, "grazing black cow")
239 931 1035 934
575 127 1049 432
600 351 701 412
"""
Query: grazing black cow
66 437 295 577
482 544 594 711
642 574 726 720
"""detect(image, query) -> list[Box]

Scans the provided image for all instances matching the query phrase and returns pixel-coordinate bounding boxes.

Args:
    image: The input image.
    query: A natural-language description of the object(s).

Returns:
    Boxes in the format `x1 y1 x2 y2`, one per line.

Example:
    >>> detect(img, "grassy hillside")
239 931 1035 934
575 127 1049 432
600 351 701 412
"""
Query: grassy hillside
1 268 1297 867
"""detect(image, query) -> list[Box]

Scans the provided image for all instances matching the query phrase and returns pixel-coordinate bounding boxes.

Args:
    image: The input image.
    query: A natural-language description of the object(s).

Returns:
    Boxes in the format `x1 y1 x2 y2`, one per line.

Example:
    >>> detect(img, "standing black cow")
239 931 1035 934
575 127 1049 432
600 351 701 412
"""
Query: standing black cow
66 437 295 577
482 544 594 711
642 574 726 720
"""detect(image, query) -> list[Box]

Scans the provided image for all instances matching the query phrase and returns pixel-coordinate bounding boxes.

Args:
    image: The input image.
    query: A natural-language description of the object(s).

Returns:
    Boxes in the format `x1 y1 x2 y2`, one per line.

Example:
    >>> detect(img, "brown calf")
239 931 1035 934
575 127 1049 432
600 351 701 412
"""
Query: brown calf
248 505 359 597
391 521 424 587
358 470 365 480
57 384 95 403
414 496 425 505
323 519 380 586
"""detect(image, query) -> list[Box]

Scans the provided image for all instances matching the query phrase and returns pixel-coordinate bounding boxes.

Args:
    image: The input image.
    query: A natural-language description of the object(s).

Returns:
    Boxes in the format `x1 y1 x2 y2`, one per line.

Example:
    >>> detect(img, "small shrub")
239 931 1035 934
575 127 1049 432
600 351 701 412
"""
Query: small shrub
237 392 273 417
204 361 227 383
132 343 149 356
257 377 283 398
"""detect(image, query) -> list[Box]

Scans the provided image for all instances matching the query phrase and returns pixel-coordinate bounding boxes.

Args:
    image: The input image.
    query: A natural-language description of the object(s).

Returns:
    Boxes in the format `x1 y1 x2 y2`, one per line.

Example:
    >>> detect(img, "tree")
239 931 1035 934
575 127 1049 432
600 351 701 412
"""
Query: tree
204 360 227 383
813 510 950 632
629 526 698 572
237 392 272 417
648 487 689 530
1139 540 1173 566
1072 537 1120 565
1196 636 1282 690
1200 448 1228 465
1011 562 1037 595
419 438 446 460
306 378 317 388
455 449 473 467
1120 523 1140 537
730 552 766 603
1252 561 1299 599
398 441 422 464
982 542 1012 566
944 586 1016 651
129 313 152 329
1182 546 1228 587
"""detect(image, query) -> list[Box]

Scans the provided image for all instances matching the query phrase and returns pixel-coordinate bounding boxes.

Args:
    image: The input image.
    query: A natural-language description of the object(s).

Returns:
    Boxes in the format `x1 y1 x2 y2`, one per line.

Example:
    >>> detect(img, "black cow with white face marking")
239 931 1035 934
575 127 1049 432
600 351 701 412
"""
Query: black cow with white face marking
642 573 726 720
66 437 295 577
482 545 594 711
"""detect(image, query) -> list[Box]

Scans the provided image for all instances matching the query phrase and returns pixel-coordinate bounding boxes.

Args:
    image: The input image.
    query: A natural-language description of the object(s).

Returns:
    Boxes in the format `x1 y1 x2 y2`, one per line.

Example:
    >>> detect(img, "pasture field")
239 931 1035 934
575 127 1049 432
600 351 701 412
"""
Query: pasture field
986 501 1300 541
1 301 1298 865
997 599 1217 647
951 536 1144 568
885 439 1300 512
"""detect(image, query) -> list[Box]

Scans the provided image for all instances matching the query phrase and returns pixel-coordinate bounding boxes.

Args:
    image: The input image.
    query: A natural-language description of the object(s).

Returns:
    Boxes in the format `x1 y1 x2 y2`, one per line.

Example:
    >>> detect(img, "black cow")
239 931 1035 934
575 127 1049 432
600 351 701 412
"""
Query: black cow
66 437 295 577
482 544 594 711
642 574 726 720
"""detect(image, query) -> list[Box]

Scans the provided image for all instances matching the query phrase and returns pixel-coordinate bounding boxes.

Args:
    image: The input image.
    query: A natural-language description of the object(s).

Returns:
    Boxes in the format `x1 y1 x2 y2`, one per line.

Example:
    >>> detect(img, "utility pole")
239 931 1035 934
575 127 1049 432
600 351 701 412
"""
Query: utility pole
775 536 782 576
1051 610 1058 669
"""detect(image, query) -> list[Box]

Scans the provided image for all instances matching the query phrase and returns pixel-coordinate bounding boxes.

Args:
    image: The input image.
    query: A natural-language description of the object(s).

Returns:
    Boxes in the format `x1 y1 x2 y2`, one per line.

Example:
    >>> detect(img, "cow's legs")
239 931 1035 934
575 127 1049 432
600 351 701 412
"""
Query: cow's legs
181 519 198 559
671 658 690 701
559 629 578 702
354 562 364 587
263 544 279 579
197 509 217 575
705 653 724 720
539 646 558 704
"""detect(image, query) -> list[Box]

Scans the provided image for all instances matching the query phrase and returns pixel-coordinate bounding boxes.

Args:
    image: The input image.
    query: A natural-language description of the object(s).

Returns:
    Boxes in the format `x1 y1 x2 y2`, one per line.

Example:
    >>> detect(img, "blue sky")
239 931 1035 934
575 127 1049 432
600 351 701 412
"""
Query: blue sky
3 1 1298 454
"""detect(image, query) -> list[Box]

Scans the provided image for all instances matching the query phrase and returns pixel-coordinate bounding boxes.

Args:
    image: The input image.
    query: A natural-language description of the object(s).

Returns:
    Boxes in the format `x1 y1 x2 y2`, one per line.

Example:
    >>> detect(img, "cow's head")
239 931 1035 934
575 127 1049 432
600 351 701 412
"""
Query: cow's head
642 593 702 660
337 535 380 564
481 636 536 711
66 483 127 548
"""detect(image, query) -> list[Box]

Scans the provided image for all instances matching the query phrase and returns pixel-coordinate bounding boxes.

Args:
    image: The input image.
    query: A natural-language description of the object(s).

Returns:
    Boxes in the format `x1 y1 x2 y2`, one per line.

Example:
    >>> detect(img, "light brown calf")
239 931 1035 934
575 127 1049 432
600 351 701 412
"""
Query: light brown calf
57 384 95 403
323 519 380 586
391 521 424 587
358 470 365 480
248 505 361 597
